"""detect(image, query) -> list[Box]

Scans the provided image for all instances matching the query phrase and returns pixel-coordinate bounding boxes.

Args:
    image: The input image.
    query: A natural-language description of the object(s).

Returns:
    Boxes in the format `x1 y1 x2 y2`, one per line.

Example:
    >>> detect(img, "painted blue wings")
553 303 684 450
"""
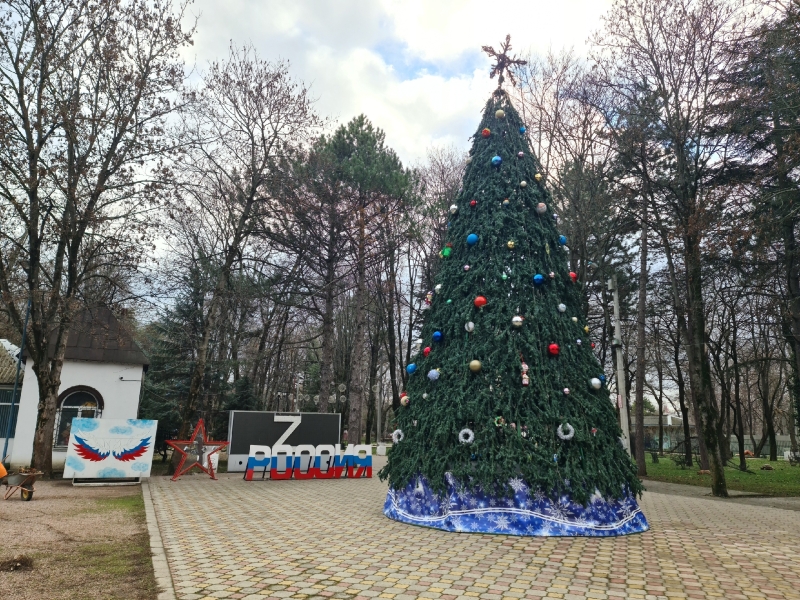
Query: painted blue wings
73 436 110 462
112 437 151 462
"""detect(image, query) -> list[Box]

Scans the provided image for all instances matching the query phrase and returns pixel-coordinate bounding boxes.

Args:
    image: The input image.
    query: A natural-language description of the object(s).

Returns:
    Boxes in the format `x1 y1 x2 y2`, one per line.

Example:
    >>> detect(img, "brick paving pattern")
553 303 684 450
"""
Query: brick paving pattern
148 459 800 600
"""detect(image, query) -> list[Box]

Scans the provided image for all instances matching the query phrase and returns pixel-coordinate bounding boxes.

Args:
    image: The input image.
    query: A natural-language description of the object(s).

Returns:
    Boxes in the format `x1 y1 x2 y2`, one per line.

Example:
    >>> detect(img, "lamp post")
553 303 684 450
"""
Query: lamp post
3 298 30 465
608 276 631 456
372 382 386 455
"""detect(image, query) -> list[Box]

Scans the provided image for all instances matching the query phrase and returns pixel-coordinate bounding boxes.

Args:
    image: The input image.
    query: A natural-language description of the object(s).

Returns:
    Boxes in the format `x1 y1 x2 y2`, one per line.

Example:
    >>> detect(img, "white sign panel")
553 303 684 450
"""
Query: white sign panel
63 418 157 479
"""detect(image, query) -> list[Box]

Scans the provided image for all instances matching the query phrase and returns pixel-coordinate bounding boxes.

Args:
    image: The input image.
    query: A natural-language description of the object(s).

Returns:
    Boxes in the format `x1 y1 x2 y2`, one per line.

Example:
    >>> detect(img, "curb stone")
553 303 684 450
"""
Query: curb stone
142 480 177 600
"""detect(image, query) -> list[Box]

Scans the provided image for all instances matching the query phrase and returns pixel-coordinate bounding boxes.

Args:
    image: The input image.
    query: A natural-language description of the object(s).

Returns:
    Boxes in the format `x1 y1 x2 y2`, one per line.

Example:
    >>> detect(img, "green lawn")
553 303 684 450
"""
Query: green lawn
641 455 800 496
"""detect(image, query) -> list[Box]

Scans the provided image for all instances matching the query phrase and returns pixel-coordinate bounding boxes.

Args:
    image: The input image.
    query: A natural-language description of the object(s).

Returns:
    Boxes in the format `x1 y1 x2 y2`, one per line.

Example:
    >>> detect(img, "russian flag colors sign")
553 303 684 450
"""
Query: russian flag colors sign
244 444 372 480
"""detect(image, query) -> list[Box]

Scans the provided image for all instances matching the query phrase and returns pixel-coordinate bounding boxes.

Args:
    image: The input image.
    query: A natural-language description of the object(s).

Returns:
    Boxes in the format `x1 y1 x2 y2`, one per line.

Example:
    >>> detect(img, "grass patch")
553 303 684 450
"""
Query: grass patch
95 493 146 518
642 456 800 496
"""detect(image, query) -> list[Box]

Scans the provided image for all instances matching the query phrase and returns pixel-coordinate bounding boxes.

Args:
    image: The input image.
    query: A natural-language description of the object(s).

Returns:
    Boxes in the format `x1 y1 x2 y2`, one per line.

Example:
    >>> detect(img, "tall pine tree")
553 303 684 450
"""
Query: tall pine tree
380 39 647 536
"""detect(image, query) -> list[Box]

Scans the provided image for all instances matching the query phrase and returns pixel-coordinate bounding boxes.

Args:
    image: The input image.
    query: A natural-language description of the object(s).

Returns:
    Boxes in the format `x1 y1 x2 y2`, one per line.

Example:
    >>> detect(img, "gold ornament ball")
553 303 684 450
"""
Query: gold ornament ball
507 240 515 249
495 109 505 118
584 325 590 333
534 173 543 182
469 360 482 372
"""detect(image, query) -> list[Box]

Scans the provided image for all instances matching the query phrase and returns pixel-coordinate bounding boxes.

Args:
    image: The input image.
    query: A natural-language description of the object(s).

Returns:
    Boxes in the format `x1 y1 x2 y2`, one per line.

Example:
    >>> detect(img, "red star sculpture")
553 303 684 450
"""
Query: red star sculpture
166 419 229 481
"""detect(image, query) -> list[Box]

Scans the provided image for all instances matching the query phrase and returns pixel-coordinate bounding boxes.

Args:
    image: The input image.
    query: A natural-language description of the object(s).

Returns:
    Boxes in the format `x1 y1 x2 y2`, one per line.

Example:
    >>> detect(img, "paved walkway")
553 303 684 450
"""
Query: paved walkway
147 458 800 600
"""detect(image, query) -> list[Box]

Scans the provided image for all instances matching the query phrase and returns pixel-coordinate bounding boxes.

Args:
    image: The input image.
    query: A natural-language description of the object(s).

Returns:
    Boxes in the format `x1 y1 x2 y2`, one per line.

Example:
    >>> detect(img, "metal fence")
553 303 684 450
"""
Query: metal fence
0 388 21 440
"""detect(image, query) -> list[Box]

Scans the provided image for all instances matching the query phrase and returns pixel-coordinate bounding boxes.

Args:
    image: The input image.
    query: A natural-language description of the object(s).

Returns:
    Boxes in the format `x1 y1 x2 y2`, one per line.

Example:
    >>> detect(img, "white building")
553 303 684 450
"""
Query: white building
2 308 148 469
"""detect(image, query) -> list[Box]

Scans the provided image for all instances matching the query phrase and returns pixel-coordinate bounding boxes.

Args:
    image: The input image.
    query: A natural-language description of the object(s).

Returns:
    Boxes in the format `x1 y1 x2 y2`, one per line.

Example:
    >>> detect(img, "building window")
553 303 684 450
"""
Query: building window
0 389 20 440
54 388 103 448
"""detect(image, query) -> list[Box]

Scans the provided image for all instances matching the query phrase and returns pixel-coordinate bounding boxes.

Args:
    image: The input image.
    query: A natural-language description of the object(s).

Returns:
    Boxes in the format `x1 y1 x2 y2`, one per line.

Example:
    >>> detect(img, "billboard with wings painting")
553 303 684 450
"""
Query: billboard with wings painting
63 418 158 479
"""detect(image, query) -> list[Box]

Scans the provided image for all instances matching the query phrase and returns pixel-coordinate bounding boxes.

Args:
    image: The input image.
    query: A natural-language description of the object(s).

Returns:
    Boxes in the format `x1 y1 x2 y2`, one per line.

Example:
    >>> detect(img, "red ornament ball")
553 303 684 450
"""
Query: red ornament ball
446 242 453 248
470 199 477 207
474 295 487 308
481 128 491 138
569 271 578 283
548 343 560 356
423 346 431 357
591 342 596 349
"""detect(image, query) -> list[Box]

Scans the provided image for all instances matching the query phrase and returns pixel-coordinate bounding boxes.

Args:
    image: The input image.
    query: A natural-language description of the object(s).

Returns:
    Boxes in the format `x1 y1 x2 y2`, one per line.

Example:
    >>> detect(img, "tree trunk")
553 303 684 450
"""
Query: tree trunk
633 217 648 476
30 316 74 477
347 206 368 445
731 315 747 470
684 233 727 496
674 336 693 467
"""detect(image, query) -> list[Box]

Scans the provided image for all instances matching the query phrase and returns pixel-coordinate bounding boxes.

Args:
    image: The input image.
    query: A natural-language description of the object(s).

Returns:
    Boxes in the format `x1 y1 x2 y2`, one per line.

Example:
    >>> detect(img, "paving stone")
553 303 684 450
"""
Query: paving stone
147 458 800 600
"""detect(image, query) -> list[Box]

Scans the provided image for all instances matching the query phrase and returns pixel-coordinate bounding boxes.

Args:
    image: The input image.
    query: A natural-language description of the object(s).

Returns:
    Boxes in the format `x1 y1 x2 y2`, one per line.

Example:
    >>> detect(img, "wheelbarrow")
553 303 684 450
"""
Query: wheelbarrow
2 471 43 501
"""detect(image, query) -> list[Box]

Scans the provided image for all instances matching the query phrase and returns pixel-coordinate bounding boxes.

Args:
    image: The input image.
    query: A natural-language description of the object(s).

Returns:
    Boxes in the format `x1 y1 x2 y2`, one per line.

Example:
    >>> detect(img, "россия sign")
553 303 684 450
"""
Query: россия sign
226 411 372 480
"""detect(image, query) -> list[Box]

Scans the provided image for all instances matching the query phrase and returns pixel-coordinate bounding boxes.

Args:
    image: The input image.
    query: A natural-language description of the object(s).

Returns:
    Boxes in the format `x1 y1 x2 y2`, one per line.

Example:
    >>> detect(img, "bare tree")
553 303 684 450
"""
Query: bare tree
591 0 747 496
171 44 320 440
0 0 193 474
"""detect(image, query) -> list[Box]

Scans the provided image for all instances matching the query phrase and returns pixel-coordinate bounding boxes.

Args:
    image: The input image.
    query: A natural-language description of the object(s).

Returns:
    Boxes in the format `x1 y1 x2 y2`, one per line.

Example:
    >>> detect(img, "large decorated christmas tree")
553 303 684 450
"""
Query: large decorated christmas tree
379 38 648 537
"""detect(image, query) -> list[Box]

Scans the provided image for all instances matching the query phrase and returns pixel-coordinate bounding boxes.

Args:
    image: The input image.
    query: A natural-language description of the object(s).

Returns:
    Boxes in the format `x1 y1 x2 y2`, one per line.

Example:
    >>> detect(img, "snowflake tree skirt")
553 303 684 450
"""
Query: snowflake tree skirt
384 474 649 537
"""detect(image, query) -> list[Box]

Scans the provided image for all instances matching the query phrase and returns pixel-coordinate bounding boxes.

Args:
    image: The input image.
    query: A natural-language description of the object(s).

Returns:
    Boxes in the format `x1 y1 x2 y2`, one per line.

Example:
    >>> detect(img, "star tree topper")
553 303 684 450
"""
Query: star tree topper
166 419 229 481
482 34 527 88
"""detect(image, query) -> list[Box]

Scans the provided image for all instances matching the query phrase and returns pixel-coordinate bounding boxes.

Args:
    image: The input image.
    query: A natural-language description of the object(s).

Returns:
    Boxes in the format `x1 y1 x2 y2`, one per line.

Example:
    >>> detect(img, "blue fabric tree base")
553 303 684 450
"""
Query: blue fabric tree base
384 474 649 537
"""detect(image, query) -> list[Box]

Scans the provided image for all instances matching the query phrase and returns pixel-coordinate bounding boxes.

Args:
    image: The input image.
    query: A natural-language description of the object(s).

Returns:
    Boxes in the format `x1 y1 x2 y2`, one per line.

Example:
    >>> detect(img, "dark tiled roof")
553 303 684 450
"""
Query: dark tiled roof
27 307 148 367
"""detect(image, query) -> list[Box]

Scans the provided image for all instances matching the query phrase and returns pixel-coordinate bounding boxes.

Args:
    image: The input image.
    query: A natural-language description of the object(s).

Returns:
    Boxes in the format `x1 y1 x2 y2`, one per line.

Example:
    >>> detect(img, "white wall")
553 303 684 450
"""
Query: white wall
6 359 144 469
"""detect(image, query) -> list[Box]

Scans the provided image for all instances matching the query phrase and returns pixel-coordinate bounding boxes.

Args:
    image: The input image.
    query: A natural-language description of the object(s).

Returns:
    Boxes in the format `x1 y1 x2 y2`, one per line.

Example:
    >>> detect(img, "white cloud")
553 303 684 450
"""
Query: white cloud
184 0 613 165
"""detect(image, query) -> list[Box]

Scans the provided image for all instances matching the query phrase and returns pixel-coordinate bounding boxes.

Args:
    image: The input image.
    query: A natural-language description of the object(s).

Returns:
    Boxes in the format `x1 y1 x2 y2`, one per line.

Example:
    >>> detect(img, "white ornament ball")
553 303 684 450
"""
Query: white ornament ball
434 284 442 293
427 369 440 381
422 393 428 399
563 388 570 395
572 316 578 323
576 339 582 346
558 303 567 313
536 202 547 215
520 180 527 188
511 315 524 328
449 204 458 214
465 321 475 332
590 377 602 390
495 109 505 118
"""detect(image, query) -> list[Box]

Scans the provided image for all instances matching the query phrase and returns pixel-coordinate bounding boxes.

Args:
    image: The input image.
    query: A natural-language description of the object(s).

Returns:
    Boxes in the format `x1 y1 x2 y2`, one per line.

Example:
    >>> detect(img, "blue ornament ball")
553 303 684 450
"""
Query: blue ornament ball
466 233 479 246
406 363 417 375
532 274 545 286
491 155 502 166
558 235 567 245
427 369 440 381
599 374 606 382
520 126 527 134
432 331 443 342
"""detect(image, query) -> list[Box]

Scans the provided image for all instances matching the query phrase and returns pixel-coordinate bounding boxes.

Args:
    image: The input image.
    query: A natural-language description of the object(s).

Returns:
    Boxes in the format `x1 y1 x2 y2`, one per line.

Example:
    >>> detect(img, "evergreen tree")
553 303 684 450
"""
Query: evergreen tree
380 52 647 536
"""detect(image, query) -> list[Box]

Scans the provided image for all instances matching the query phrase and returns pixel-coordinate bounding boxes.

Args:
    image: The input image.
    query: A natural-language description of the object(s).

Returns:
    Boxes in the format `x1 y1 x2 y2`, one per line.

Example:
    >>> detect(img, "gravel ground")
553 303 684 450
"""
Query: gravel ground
0 478 157 600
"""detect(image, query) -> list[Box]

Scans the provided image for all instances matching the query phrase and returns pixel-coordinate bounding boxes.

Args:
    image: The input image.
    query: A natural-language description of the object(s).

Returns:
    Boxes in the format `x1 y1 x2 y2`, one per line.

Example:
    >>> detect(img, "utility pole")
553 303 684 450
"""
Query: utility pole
608 276 631 456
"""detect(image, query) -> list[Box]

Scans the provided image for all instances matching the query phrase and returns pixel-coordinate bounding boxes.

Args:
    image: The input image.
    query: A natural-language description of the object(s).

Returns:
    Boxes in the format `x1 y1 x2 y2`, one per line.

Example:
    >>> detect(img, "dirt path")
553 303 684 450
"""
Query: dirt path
0 479 156 600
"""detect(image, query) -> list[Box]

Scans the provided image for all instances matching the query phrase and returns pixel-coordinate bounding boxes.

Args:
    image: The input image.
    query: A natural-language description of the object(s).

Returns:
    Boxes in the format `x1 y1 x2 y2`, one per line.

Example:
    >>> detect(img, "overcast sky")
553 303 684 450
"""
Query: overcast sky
183 0 613 166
